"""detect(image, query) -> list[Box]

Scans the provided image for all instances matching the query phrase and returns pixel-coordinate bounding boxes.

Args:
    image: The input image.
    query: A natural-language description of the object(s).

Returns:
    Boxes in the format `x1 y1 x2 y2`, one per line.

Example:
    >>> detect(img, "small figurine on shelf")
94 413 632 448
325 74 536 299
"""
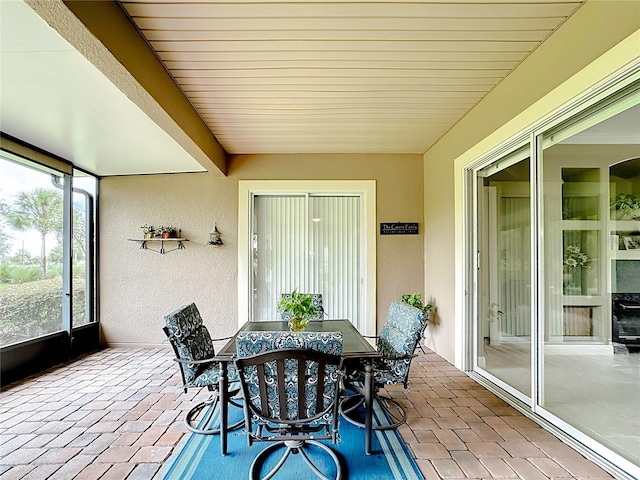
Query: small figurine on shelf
141 224 155 239
208 224 223 246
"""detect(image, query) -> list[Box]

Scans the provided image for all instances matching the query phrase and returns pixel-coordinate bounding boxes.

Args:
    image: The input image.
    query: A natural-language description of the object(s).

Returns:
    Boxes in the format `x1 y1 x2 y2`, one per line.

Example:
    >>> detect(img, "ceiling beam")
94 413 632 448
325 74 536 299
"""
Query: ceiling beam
26 0 228 176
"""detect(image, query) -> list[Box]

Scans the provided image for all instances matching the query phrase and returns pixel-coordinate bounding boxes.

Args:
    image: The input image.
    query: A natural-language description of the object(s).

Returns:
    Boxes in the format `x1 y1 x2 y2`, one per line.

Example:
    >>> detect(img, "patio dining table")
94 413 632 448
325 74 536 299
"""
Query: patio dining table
215 319 380 456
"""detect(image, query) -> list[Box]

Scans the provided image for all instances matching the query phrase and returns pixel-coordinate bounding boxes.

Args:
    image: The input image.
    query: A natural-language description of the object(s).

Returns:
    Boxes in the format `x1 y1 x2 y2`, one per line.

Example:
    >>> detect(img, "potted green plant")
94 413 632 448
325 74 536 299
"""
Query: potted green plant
610 193 640 220
563 244 591 295
400 293 433 320
278 289 318 332
141 224 155 239
487 302 503 323
159 225 177 238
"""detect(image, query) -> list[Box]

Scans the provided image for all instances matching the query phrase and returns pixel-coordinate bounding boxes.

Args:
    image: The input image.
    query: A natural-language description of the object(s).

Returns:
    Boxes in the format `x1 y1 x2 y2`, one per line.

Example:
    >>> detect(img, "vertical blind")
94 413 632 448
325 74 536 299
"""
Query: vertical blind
500 196 531 337
252 194 363 330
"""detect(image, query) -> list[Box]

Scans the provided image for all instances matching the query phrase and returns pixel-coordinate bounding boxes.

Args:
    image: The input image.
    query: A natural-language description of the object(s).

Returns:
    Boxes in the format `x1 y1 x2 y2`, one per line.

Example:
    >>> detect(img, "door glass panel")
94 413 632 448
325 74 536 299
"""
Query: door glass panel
541 103 640 467
0 154 63 346
252 194 363 329
308 196 361 326
252 195 307 321
476 149 531 397
72 170 96 327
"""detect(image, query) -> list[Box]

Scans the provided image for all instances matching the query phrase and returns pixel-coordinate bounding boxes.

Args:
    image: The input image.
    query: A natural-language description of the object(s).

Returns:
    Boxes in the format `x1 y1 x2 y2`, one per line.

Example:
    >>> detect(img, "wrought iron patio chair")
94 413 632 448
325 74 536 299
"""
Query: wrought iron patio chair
416 311 430 354
340 300 427 431
235 331 344 480
163 303 243 435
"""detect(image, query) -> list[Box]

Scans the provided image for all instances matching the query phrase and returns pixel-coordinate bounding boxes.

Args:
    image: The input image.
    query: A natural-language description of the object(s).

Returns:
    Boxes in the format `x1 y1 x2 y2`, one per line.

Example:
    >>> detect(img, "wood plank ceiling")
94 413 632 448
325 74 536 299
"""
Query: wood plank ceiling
118 1 585 155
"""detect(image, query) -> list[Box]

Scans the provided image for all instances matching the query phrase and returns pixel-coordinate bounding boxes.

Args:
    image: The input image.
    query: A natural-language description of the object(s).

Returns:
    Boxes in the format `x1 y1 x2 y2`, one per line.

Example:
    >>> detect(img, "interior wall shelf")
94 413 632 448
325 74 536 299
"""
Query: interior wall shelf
127 238 189 254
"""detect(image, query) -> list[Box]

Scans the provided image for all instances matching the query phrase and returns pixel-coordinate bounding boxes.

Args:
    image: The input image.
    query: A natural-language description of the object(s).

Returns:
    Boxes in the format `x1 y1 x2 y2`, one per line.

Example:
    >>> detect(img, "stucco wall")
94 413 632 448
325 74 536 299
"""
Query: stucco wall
99 153 424 346
423 0 640 366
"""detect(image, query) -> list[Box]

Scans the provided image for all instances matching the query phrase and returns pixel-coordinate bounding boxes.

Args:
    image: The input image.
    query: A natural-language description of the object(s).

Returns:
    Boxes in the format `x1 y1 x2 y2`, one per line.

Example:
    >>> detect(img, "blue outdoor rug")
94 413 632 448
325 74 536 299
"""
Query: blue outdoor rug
164 399 425 480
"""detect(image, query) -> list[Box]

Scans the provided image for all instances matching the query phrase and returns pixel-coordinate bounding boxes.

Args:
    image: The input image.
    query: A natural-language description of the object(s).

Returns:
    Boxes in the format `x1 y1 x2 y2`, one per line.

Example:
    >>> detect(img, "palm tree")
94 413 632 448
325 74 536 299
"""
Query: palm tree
54 204 86 262
7 188 63 279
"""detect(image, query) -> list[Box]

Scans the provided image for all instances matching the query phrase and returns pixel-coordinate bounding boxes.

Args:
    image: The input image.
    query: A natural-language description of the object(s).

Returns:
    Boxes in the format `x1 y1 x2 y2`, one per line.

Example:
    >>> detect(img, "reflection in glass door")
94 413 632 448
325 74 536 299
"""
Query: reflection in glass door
541 104 640 468
469 79 640 477
476 148 531 398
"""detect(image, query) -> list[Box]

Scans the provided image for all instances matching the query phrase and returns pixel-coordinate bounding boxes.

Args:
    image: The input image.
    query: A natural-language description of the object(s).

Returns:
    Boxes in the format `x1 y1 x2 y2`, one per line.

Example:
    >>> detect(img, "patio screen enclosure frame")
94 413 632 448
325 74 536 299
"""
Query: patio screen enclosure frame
0 134 99 386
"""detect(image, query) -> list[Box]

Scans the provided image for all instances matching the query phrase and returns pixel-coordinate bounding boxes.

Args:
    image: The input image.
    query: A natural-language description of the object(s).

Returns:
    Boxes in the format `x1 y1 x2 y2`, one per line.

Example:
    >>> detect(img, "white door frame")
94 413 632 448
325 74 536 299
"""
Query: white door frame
238 180 377 336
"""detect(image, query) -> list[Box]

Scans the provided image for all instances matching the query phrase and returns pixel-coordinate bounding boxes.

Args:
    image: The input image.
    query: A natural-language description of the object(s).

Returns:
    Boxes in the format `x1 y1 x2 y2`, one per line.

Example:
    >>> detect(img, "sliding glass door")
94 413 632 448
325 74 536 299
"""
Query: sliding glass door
475 147 532 399
539 93 640 471
251 194 363 330
469 78 640 477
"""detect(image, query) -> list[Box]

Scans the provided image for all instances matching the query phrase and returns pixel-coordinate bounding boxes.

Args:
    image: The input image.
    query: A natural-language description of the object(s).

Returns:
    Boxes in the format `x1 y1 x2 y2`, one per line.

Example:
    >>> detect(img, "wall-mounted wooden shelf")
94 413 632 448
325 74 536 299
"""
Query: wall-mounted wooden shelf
128 238 189 254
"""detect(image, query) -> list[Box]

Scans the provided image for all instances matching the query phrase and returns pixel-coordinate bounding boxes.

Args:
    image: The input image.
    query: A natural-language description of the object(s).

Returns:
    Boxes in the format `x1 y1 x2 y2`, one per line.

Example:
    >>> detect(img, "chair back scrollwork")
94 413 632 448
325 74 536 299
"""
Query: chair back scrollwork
236 331 343 423
234 331 345 479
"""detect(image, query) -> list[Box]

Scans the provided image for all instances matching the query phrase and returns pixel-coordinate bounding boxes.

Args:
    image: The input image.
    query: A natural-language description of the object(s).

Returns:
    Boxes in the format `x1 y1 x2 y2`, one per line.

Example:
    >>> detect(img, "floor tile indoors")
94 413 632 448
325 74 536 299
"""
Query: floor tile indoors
0 347 615 479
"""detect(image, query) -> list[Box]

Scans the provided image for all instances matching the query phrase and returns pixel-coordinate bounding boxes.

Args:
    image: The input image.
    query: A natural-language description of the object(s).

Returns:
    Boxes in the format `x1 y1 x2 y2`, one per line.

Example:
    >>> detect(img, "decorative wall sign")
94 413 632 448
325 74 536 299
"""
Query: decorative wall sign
380 223 419 235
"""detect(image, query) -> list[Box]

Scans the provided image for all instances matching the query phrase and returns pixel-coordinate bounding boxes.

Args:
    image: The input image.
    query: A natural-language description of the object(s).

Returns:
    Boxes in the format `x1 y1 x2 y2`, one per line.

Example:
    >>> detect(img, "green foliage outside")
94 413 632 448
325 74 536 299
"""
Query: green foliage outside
6 188 63 280
0 264 40 284
0 261 81 285
0 182 92 347
0 278 86 347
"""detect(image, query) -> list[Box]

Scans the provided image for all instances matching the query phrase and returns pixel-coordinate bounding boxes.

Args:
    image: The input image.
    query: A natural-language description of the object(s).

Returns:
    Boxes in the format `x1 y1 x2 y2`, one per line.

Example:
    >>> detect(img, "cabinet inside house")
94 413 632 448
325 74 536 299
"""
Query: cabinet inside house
609 158 640 350
560 167 604 340
545 152 640 346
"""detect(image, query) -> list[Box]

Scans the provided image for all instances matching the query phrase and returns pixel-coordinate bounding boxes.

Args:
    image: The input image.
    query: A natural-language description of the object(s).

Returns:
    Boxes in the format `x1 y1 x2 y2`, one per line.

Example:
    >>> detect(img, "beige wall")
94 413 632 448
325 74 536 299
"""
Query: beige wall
423 1 640 366
100 153 424 346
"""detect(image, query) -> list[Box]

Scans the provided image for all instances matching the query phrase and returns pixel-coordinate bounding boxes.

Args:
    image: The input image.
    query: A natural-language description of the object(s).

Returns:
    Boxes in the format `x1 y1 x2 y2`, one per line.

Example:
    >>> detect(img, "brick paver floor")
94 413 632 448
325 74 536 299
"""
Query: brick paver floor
0 347 615 479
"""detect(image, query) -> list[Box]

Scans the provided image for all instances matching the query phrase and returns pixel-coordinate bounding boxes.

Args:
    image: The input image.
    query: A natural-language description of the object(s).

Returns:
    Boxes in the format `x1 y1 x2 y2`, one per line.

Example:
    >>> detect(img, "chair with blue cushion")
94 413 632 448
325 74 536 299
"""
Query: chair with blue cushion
235 331 344 480
340 300 427 431
163 303 243 435
279 293 325 320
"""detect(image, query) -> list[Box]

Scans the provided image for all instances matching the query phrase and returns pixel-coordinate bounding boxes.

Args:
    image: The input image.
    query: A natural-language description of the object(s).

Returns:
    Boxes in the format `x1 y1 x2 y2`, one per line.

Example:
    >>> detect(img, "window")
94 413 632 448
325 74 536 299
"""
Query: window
71 169 97 328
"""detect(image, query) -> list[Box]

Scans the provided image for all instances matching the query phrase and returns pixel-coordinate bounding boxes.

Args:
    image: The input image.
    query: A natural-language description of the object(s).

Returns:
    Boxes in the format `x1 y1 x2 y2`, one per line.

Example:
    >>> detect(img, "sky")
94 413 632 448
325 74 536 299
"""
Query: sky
0 157 61 257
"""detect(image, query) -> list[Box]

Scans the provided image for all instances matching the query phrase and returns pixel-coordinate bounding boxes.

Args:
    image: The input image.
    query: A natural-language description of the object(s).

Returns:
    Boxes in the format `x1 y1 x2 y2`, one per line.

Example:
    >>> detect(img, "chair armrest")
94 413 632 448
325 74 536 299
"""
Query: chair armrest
380 353 417 363
172 356 218 365
210 335 234 343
